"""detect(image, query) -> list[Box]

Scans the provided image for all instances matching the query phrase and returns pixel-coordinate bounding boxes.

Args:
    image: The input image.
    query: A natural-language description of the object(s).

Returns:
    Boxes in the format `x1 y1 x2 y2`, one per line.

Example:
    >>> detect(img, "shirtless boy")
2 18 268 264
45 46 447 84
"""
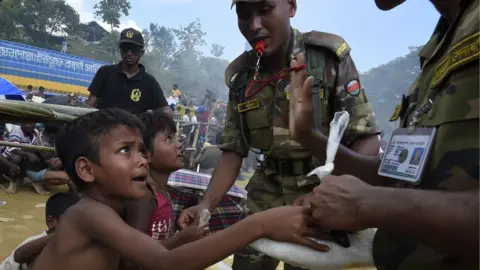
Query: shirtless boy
31 108 328 270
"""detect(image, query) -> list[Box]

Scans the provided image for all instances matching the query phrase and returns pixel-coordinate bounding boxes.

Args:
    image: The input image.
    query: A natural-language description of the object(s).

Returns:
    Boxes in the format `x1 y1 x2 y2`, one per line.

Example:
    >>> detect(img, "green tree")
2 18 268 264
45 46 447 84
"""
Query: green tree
210 44 225 58
93 0 131 31
0 0 24 41
16 0 80 48
172 18 206 53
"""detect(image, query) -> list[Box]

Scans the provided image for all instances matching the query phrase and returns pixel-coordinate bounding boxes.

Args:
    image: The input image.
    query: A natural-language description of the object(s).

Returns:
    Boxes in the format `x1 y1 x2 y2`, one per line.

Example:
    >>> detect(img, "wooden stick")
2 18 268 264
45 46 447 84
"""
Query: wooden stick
0 141 56 152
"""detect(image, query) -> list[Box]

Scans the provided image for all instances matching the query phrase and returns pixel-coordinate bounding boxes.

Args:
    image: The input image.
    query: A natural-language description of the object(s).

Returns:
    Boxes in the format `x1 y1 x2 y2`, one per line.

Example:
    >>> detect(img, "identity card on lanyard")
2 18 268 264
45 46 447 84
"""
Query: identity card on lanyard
378 127 437 184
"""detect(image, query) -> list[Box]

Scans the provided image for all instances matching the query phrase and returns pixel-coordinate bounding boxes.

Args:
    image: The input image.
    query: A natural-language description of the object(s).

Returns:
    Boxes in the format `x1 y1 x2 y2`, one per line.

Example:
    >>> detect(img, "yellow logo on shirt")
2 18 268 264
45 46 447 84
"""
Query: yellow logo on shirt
130 88 141 102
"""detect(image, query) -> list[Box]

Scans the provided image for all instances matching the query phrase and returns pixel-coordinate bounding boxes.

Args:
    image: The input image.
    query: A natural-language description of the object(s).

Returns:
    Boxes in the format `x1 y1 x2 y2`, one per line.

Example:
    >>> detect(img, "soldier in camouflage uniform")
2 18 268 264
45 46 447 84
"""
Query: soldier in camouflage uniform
290 0 479 269
178 0 381 269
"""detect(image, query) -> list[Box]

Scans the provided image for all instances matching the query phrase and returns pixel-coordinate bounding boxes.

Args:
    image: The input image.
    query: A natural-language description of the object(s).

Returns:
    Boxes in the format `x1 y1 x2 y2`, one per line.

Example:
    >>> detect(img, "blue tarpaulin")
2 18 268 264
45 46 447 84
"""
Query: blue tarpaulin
0 76 23 95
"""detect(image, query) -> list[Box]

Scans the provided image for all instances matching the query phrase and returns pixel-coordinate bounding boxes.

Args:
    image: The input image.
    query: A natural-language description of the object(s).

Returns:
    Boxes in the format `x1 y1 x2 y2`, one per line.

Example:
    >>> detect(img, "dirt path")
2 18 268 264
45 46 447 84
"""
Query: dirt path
0 184 67 260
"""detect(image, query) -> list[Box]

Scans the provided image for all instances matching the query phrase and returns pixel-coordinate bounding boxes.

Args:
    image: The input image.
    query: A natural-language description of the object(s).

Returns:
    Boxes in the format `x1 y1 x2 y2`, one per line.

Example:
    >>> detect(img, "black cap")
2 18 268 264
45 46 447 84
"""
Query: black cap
119 28 144 47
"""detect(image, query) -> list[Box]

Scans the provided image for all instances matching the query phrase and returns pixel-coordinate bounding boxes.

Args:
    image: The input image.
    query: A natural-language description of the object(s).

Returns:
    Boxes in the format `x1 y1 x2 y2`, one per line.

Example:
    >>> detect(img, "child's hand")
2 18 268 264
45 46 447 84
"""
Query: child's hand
256 206 330 252
178 225 209 243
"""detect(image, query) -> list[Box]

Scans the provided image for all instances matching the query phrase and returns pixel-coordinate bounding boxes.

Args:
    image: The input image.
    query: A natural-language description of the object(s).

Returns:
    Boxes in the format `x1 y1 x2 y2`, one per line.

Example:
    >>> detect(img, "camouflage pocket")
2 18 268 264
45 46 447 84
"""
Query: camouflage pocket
245 107 272 150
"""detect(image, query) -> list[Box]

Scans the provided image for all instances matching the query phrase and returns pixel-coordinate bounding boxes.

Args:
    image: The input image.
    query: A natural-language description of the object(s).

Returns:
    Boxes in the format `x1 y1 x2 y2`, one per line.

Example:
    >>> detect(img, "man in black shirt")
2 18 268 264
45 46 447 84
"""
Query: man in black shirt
86 28 171 116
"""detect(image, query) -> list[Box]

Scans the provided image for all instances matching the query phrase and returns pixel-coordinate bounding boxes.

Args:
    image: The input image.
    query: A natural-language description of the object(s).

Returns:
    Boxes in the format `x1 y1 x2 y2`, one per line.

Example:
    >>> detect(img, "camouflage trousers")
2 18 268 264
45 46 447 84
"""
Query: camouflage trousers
232 166 317 270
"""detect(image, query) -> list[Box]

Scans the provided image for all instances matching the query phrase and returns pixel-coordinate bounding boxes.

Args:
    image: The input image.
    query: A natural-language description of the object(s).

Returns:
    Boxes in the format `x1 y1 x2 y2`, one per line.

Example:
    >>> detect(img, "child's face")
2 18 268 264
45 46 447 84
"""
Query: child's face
76 126 149 200
149 129 184 172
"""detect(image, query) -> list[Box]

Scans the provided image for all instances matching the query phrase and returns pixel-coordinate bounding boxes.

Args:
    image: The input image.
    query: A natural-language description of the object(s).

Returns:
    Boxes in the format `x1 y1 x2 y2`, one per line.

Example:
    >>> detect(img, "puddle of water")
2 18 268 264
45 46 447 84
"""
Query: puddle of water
0 217 15 222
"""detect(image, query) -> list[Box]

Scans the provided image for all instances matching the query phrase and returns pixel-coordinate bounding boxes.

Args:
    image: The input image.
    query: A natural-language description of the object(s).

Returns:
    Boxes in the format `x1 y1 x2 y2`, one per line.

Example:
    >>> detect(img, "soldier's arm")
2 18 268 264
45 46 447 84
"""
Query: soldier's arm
333 53 381 156
200 70 249 211
360 187 479 262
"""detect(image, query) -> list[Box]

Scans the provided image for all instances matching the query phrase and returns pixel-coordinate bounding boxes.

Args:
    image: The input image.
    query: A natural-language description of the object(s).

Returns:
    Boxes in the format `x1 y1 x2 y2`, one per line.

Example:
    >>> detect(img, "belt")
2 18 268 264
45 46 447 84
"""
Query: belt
266 158 312 176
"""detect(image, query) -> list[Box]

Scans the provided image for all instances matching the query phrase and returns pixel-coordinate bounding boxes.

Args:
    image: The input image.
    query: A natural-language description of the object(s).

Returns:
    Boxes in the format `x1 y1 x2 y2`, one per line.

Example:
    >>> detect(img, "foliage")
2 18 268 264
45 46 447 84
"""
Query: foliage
211 44 225 58
1 0 80 48
140 18 228 100
93 0 131 31
360 46 422 138
0 0 424 131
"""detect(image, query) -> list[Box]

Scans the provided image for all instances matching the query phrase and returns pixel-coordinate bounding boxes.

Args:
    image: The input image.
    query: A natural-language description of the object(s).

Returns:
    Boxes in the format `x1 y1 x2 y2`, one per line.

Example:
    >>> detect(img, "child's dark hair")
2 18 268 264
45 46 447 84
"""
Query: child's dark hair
45 192 80 219
138 110 176 152
55 108 144 190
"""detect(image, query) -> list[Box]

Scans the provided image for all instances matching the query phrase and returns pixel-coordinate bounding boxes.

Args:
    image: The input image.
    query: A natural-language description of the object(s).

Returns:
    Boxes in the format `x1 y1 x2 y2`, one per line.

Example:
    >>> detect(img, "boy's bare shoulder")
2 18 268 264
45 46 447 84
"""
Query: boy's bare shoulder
65 198 121 228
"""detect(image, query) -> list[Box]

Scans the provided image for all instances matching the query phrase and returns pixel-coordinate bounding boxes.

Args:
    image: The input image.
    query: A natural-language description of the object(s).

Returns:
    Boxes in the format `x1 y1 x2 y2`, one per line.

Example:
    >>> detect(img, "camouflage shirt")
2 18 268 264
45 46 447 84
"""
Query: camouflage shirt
221 28 380 159
374 0 479 269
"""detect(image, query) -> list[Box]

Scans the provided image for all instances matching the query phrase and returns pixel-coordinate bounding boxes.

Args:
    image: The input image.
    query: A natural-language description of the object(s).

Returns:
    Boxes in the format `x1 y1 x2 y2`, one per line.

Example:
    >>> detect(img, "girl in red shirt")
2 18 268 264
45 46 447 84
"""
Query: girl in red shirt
121 111 208 270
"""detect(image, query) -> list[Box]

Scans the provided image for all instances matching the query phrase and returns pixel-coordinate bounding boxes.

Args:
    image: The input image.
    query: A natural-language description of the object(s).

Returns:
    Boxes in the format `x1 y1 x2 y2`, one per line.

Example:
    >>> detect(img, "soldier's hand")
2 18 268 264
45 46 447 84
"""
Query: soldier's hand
308 175 374 232
289 52 314 141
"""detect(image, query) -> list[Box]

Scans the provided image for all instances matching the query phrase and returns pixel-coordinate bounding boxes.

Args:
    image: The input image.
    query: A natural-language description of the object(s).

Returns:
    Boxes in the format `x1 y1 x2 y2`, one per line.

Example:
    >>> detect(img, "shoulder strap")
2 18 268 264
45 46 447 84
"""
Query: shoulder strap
302 31 352 133
305 46 326 133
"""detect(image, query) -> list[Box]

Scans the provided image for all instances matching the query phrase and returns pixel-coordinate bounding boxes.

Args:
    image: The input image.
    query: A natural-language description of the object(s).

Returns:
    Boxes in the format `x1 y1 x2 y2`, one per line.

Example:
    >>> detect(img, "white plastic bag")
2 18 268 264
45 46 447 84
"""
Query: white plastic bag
307 111 349 179
250 111 376 269
250 229 376 270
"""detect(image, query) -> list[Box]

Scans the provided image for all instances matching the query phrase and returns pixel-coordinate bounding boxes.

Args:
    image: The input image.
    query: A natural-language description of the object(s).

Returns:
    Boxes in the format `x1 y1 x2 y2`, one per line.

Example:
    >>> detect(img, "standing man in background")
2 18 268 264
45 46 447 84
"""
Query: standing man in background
171 84 182 98
87 28 171 116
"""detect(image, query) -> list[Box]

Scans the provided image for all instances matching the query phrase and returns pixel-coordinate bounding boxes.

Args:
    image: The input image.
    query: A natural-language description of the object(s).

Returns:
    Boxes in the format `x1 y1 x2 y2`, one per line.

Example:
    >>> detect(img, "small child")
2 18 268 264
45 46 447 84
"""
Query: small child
0 192 79 270
124 110 205 246
120 111 208 270
30 108 327 270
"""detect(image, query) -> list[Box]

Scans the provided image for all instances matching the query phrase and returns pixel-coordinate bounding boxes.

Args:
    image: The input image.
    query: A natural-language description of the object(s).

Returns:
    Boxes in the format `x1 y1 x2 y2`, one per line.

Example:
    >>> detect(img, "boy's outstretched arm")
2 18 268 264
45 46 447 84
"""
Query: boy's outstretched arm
84 203 328 270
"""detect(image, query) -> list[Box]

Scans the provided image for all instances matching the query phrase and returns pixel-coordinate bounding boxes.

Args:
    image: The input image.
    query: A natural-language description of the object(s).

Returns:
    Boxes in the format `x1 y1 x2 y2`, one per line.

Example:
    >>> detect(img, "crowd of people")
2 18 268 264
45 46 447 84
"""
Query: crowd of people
1 0 478 269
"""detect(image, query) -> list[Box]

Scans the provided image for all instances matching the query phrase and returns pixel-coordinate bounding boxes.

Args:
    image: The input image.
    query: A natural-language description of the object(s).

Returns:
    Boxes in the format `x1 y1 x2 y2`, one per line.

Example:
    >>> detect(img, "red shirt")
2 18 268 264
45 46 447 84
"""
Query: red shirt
147 192 174 241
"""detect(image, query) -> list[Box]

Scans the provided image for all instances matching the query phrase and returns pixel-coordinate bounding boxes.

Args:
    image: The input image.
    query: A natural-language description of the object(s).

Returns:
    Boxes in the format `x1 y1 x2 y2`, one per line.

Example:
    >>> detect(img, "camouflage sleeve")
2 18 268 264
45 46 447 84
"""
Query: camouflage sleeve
333 53 381 146
219 83 250 158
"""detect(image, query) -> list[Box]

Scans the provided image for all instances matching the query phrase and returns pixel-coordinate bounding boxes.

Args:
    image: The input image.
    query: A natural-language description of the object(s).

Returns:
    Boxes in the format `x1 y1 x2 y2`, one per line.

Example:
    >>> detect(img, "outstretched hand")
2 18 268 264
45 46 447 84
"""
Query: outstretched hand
288 53 314 141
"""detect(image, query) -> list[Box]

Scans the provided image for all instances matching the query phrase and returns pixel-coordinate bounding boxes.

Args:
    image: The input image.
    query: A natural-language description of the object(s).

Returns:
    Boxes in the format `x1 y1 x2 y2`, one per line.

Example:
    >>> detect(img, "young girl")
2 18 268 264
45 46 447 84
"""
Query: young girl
123 110 207 253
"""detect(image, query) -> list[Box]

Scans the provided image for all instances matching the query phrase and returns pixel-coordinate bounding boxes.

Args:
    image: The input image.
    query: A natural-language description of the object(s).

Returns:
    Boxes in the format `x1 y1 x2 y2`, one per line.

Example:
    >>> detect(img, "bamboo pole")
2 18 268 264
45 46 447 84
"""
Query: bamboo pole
0 99 96 117
0 140 56 152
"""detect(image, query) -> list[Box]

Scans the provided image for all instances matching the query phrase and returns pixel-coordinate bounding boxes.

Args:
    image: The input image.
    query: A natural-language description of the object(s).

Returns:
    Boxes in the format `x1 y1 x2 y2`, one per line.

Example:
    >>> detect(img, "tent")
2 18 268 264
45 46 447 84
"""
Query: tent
0 76 23 95
0 76 25 101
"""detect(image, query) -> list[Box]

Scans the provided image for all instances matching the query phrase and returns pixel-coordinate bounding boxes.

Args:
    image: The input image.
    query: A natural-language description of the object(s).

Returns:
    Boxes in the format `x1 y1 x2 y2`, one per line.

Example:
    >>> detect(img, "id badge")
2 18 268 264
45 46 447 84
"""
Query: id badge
378 127 437 184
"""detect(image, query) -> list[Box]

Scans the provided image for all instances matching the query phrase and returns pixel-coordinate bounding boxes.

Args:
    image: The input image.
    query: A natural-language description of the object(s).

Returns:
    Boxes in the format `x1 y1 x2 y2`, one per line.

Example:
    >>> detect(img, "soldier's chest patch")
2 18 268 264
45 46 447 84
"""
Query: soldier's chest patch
345 79 360 96
237 99 260 113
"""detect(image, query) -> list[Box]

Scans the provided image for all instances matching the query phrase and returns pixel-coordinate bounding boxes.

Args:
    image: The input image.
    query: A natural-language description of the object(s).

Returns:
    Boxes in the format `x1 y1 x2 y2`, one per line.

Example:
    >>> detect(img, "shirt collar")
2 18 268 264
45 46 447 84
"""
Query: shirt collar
115 61 145 80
